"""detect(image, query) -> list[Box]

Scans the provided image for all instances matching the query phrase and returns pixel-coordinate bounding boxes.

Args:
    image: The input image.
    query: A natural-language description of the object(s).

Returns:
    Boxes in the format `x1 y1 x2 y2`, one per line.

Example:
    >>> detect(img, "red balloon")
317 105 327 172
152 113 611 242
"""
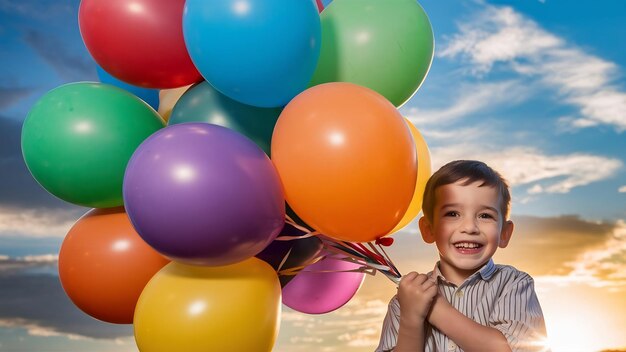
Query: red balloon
58 207 170 324
316 0 324 12
79 0 202 89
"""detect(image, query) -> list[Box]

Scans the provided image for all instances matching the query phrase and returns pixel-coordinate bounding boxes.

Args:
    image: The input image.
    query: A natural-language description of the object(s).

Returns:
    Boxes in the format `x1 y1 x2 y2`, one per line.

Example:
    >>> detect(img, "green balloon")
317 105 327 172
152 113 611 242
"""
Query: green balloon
21 82 165 208
168 81 281 156
309 0 434 107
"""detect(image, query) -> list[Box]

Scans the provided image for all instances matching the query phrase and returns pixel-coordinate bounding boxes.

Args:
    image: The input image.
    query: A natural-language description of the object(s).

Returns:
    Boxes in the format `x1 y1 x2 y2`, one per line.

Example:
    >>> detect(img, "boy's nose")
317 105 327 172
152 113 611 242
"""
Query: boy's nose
461 217 480 234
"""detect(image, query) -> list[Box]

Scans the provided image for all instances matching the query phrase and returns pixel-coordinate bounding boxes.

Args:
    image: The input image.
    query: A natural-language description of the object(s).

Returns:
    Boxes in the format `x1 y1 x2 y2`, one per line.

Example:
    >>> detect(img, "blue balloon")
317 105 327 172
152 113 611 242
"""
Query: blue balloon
183 0 321 108
321 0 333 7
96 66 160 110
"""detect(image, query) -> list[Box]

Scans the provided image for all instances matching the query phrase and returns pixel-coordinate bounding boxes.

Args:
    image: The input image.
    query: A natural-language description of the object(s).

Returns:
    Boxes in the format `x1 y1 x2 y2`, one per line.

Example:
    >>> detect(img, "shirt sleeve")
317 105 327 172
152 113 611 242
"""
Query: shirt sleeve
489 274 549 352
375 295 400 352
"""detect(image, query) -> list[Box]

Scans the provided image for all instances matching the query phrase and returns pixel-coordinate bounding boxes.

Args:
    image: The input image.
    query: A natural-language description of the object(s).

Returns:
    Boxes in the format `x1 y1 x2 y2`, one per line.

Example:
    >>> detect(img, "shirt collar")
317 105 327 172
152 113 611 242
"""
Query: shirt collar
431 259 497 285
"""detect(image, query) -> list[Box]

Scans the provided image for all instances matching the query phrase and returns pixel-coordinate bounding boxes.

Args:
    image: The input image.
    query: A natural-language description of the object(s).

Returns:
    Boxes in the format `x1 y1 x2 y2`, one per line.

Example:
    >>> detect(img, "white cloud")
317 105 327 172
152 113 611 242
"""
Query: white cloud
277 297 389 351
533 220 626 292
402 80 530 125
431 145 622 194
0 318 85 340
440 7 562 73
564 219 626 290
0 207 81 237
0 254 58 273
619 186 626 193
18 254 58 262
439 4 626 132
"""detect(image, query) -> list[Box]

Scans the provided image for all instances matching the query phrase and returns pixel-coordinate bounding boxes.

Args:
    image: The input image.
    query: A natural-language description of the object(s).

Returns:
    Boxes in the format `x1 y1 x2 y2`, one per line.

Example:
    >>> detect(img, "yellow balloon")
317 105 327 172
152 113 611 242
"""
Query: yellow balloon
134 258 281 352
157 84 192 123
389 118 432 233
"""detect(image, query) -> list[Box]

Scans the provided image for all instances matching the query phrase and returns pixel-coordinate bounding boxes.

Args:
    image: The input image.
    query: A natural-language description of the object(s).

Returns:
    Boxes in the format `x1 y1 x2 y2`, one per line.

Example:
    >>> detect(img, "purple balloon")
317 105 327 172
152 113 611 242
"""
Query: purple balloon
123 123 285 266
282 254 365 314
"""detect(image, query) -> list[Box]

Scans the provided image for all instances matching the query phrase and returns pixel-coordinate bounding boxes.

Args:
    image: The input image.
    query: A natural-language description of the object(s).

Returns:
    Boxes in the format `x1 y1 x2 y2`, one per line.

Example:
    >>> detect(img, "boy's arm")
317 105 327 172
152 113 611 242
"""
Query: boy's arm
395 313 429 352
394 272 438 352
428 295 511 352
428 274 548 352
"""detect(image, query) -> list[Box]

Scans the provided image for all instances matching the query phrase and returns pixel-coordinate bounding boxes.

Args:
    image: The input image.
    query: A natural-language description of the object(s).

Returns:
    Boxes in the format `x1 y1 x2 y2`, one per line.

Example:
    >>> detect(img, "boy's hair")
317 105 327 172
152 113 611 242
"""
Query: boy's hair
421 160 511 223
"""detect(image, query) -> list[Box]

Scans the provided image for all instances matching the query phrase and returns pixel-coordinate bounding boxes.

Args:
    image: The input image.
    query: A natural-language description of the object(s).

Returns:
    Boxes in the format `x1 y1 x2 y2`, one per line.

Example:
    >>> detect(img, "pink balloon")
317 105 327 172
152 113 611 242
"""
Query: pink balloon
282 255 365 314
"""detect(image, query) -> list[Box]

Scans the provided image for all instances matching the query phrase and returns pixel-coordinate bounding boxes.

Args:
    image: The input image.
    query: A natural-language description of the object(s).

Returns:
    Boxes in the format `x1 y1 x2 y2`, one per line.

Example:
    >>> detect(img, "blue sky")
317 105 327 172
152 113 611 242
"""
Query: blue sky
0 0 625 351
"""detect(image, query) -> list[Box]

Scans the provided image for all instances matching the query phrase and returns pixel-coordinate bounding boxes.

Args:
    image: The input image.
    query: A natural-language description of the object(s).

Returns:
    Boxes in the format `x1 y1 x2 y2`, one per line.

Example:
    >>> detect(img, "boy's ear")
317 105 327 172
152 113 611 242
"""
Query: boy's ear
498 220 514 248
419 216 436 244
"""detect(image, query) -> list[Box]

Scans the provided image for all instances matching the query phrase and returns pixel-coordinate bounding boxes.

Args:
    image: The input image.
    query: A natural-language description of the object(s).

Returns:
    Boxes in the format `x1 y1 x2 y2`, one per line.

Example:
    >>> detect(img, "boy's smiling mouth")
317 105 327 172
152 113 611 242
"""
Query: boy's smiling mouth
452 241 484 254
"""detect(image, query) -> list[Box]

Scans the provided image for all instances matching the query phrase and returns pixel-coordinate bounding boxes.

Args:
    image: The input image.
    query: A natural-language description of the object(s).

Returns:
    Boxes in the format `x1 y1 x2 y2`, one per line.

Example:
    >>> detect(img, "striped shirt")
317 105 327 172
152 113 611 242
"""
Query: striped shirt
376 260 548 352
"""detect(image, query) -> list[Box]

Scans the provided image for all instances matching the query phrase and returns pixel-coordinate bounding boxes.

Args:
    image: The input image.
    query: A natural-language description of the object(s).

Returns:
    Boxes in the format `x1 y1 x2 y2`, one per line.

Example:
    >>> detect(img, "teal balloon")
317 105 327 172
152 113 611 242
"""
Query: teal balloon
168 82 281 156
21 82 165 208
309 0 434 107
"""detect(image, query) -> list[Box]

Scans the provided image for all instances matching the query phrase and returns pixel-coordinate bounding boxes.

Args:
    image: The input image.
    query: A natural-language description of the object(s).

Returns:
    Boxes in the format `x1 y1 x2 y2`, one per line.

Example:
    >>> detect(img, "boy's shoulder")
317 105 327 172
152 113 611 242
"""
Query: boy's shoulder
494 263 533 277
492 263 536 286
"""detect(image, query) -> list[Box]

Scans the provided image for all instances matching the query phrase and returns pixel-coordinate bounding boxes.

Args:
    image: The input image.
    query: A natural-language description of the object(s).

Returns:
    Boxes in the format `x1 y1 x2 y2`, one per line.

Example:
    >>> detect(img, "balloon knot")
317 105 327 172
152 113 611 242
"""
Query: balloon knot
375 237 394 247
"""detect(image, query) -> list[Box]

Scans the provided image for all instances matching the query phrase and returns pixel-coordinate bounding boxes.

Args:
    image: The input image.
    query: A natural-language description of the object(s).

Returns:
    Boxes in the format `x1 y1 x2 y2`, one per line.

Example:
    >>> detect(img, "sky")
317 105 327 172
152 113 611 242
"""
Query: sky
0 0 625 351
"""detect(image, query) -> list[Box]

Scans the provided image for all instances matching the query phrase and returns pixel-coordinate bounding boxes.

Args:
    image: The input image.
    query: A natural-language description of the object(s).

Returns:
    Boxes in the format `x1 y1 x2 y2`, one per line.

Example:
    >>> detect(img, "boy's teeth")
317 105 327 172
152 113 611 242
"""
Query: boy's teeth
454 242 481 249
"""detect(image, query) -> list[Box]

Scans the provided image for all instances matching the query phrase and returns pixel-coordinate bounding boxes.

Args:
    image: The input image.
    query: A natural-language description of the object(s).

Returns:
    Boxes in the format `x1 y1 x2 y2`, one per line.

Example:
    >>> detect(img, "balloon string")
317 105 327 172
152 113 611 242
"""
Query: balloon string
276 247 293 273
277 252 325 276
284 215 314 234
281 214 401 285
273 215 320 276
322 242 401 285
374 242 401 277
366 241 400 277
274 232 318 240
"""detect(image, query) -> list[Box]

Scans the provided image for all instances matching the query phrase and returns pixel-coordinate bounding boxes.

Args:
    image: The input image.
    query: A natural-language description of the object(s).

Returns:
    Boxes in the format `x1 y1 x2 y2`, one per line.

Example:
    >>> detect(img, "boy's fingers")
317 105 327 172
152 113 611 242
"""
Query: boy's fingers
414 274 429 285
398 272 417 289
400 271 419 284
421 279 435 290
406 271 419 279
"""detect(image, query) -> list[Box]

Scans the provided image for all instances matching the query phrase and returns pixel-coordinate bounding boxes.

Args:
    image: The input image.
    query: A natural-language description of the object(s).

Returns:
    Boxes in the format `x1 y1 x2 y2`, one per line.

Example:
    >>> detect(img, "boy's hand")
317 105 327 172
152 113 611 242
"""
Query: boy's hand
397 272 438 327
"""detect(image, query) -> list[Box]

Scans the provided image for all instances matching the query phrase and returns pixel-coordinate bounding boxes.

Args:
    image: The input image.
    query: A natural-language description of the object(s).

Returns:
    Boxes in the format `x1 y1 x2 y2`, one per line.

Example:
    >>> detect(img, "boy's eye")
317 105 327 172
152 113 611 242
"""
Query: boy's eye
478 213 495 219
444 211 460 217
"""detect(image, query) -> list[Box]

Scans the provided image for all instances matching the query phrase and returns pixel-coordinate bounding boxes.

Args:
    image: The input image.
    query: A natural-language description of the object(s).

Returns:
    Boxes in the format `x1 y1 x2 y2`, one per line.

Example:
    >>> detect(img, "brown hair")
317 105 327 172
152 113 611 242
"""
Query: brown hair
421 160 511 223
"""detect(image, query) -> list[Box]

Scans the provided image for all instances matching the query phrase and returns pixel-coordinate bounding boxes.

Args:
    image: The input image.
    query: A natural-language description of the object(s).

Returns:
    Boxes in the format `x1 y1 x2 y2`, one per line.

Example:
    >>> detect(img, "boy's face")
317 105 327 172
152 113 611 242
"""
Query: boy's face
419 179 514 280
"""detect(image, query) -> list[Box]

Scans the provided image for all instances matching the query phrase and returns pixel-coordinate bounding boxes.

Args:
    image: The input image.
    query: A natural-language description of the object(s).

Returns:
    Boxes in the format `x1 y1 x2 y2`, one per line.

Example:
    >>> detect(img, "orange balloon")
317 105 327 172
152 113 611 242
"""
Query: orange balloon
58 207 170 324
389 118 432 233
271 82 416 242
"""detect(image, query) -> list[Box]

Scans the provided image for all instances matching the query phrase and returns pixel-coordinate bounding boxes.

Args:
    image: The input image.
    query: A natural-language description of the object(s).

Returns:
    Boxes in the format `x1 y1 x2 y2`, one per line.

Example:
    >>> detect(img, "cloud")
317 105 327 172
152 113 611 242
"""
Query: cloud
23 29 95 82
620 186 626 193
430 144 622 194
403 80 531 125
562 219 626 291
0 319 87 340
0 206 82 238
494 215 618 277
0 87 34 109
0 262 133 341
277 296 390 351
0 254 58 274
439 6 562 74
439 4 626 132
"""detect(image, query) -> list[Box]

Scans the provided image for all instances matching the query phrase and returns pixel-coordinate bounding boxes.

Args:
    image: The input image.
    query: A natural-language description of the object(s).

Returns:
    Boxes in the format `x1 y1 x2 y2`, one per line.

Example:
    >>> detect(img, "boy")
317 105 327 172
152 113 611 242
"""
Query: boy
376 160 548 352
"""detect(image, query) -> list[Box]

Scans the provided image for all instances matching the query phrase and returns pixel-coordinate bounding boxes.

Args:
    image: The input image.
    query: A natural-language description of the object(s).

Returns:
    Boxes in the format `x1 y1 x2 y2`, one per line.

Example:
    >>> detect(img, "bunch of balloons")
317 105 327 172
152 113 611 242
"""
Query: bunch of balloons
21 0 434 351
